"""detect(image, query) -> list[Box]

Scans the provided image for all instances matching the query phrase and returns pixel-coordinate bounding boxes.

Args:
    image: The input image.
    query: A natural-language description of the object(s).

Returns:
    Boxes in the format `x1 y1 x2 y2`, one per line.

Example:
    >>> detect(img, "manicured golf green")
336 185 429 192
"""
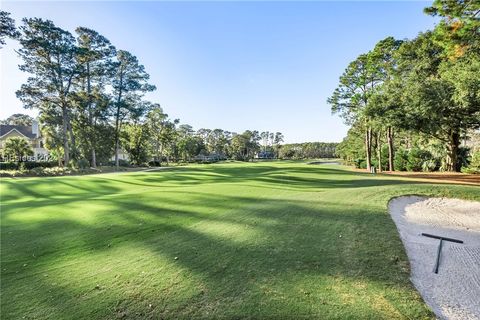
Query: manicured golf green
1 161 478 319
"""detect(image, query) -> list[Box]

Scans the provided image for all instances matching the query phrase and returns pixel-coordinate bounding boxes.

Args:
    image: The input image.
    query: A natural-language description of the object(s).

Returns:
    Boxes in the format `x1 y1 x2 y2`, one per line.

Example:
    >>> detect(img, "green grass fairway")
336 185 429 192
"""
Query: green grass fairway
1 162 479 319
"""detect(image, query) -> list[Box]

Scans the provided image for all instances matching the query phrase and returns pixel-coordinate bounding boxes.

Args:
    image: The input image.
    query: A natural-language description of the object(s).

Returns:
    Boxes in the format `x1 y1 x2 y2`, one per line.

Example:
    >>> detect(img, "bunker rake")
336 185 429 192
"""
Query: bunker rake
421 233 464 274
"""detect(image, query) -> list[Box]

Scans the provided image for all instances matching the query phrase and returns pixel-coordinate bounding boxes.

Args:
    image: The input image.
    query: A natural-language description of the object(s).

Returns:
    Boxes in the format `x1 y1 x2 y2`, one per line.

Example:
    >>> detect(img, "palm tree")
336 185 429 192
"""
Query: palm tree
2 137 34 169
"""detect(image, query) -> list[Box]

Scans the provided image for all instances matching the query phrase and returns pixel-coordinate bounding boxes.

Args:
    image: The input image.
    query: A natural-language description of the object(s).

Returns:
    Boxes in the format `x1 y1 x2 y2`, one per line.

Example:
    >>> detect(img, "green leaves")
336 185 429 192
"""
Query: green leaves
425 0 480 57
328 54 372 125
16 18 78 107
0 114 34 126
332 2 479 172
0 11 20 47
2 137 34 163
329 38 403 126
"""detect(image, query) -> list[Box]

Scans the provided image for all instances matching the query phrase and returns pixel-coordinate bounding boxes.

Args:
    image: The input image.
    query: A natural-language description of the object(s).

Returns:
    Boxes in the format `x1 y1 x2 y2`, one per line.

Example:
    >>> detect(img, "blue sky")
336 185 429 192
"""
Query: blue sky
0 1 436 143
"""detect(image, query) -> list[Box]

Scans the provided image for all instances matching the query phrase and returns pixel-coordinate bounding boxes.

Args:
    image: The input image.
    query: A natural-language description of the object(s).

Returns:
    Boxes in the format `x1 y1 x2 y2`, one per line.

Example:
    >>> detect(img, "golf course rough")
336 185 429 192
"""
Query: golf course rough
1 161 479 319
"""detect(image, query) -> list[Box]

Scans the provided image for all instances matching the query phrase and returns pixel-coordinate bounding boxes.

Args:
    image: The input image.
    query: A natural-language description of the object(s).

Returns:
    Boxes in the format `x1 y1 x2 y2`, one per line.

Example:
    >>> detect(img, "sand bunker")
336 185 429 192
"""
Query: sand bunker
389 196 480 320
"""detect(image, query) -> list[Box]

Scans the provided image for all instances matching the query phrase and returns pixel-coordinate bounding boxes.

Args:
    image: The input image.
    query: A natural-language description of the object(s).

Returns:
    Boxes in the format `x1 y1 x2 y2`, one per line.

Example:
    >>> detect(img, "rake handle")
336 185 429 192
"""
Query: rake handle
421 233 464 244
433 239 443 274
421 233 463 274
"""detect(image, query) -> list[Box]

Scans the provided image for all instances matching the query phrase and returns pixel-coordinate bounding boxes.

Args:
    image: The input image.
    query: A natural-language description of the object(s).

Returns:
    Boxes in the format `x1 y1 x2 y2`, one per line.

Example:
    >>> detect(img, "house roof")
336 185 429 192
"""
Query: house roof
0 125 36 139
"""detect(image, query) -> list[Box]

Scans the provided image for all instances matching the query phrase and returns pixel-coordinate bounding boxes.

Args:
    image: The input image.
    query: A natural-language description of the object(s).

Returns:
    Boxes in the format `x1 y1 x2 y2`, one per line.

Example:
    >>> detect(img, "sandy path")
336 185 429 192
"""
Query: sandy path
389 196 480 320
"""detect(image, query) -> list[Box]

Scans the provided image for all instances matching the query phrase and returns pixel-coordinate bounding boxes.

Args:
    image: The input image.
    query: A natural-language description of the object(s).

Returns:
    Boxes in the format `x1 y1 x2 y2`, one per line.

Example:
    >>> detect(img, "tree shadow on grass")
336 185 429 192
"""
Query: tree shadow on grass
1 165 422 213
132 165 421 190
1 190 432 319
0 177 124 204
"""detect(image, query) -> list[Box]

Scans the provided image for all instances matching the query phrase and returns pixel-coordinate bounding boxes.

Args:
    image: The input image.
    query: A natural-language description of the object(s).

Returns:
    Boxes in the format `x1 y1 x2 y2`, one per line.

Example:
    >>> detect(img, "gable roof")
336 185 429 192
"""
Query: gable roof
0 125 36 139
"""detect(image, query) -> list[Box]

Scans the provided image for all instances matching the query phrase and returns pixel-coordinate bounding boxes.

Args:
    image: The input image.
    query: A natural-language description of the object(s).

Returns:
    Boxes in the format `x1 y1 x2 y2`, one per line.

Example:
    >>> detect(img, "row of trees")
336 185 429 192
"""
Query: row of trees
328 0 479 172
1 112 288 168
2 111 340 166
1 12 289 167
119 115 286 164
278 142 337 159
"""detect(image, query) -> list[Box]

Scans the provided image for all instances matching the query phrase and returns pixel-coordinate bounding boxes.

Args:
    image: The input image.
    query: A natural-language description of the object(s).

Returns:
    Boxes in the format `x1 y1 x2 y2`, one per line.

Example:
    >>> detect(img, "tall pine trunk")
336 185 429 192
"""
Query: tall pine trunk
114 71 124 171
61 104 70 166
158 144 163 167
114 115 120 170
376 131 382 172
446 130 460 172
91 149 97 169
86 63 97 169
67 116 76 160
365 127 372 171
387 126 394 171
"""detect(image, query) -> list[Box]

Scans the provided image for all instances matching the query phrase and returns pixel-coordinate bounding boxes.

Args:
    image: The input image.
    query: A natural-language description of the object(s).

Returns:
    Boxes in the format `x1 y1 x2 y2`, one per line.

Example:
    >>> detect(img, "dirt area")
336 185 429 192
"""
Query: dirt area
307 160 342 165
352 168 480 186
389 196 480 320
384 172 480 186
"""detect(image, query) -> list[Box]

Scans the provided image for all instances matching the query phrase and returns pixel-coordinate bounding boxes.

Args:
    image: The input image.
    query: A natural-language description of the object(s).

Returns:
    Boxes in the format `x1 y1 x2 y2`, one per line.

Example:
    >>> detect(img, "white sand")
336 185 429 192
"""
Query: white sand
389 196 480 320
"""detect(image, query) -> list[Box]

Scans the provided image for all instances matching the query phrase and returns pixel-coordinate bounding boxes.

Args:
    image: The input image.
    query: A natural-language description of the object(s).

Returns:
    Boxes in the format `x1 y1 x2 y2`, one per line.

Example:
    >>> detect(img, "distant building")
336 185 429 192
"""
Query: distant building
194 153 227 162
0 120 49 160
111 150 130 162
255 151 275 159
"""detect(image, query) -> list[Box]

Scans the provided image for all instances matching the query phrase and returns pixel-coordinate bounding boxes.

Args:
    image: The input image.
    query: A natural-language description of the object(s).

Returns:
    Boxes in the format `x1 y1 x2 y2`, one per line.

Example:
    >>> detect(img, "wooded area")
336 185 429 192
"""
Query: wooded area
329 1 479 173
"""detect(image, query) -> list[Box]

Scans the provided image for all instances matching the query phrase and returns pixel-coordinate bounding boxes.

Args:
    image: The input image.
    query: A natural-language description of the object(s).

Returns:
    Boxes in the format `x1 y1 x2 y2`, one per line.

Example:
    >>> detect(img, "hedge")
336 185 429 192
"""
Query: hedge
0 161 58 170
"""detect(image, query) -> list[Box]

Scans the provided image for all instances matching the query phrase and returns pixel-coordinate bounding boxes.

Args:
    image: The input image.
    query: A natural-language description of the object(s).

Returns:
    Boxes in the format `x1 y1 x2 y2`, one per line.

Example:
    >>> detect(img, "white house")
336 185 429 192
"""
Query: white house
0 120 49 160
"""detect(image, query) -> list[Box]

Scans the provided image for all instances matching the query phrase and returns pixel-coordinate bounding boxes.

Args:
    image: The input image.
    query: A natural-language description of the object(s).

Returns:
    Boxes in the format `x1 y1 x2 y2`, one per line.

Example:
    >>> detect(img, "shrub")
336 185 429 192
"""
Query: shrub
2 137 33 162
0 162 17 170
22 161 57 170
457 147 470 171
67 159 78 169
370 145 390 171
461 151 480 174
119 159 131 167
0 169 28 177
44 167 71 175
353 158 366 169
470 151 480 169
0 166 101 177
0 161 57 170
30 167 49 176
422 159 438 172
394 148 409 171
148 160 161 167
77 158 90 169
107 159 131 167
406 148 433 172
